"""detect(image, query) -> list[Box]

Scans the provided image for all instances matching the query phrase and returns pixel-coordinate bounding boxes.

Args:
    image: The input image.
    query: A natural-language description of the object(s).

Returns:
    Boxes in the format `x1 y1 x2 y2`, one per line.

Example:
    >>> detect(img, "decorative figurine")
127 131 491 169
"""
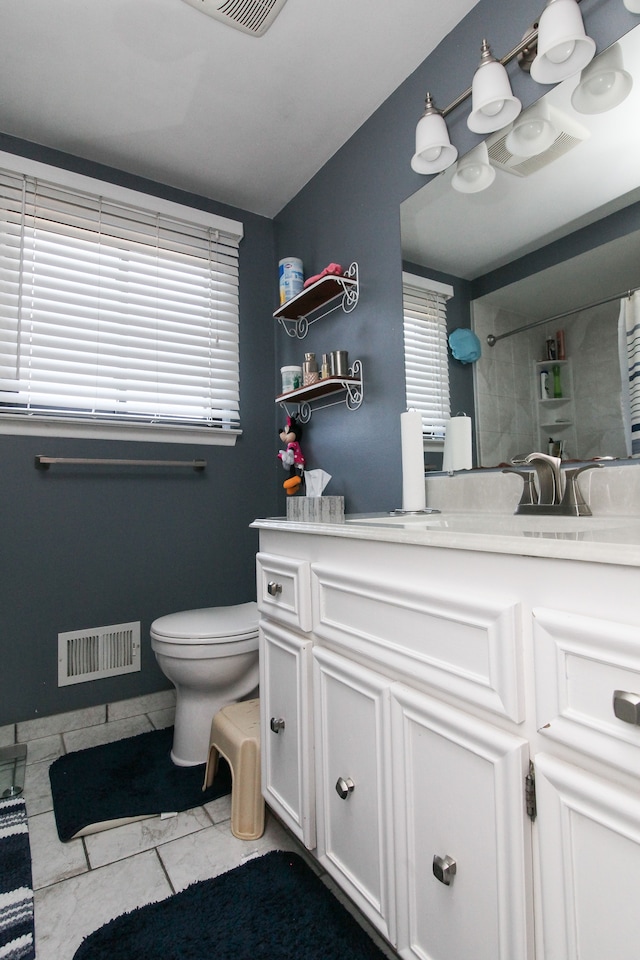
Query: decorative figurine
278 415 305 495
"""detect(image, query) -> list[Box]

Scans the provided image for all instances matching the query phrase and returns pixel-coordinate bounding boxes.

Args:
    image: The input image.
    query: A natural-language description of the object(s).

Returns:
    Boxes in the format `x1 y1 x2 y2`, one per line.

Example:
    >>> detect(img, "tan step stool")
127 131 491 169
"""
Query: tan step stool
203 697 264 840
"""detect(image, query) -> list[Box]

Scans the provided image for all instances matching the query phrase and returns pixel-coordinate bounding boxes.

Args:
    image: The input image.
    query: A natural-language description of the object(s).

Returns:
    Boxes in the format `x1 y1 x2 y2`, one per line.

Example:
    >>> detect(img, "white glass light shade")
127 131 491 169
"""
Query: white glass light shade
505 103 557 157
451 143 496 193
411 98 458 174
468 44 522 134
530 0 596 84
571 43 632 114
623 0 640 12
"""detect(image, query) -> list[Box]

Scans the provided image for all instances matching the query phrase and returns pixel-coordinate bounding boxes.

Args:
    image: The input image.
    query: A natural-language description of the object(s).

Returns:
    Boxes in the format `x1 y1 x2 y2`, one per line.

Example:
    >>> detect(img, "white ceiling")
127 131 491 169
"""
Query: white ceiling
0 0 480 218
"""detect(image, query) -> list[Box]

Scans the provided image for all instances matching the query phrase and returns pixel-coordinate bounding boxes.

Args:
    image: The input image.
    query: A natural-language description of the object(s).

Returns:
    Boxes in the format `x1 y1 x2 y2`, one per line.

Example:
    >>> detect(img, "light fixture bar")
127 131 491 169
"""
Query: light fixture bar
439 0 588 120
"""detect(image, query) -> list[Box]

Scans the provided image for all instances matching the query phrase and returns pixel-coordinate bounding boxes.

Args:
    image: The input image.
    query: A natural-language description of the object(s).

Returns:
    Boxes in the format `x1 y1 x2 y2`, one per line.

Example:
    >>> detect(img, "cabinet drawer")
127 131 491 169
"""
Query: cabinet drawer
312 564 523 722
534 607 640 775
256 552 312 632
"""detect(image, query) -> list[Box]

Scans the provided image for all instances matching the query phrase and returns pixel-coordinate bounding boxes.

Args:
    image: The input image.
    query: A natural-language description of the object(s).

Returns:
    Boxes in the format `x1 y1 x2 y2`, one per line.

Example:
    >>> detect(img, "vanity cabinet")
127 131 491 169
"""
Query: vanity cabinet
313 646 396 943
254 524 640 960
256 552 315 848
531 606 640 960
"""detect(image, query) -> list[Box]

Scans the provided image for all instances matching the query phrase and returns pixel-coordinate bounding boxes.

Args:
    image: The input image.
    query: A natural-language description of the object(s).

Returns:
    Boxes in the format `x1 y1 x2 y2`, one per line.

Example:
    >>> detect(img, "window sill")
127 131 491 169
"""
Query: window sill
0 415 241 446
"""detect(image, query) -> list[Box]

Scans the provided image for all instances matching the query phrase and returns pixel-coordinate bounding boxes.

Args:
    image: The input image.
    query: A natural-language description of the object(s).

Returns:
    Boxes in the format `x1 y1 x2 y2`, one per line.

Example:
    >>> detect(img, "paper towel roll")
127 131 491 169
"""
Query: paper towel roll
401 410 426 512
442 415 472 472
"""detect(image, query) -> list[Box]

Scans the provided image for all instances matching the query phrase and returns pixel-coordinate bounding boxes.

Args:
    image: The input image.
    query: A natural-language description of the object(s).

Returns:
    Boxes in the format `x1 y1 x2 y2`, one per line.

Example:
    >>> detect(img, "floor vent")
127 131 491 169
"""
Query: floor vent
58 621 141 686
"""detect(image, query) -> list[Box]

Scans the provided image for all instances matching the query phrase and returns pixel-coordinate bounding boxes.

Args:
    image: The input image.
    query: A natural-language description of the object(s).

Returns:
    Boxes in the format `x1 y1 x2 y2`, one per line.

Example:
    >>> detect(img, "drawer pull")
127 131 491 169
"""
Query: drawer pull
613 690 640 725
270 717 285 734
267 581 282 597
433 854 457 886
335 777 355 800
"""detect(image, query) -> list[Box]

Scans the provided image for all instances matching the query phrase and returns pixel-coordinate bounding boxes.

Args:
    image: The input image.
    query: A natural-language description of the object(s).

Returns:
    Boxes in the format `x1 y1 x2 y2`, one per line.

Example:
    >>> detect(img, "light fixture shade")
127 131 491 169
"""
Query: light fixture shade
623 0 640 12
505 103 557 157
530 0 596 84
468 40 522 134
411 93 458 174
451 143 496 193
571 42 632 113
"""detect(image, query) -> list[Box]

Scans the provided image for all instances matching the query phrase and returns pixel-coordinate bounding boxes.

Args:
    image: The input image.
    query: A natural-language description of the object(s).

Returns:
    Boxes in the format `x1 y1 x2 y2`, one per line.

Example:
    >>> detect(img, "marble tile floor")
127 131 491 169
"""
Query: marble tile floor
2 691 397 960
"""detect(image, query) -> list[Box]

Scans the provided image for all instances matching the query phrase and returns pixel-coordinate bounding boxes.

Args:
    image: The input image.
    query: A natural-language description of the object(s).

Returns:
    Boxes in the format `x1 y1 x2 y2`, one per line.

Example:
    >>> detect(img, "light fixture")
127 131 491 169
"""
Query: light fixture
451 142 496 193
571 42 632 113
468 40 522 133
505 102 557 157
530 0 596 84
623 0 640 12
411 93 458 174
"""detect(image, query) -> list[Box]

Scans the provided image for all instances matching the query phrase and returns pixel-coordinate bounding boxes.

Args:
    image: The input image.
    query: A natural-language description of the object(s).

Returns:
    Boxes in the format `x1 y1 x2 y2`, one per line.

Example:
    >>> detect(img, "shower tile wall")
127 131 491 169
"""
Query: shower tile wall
473 299 626 466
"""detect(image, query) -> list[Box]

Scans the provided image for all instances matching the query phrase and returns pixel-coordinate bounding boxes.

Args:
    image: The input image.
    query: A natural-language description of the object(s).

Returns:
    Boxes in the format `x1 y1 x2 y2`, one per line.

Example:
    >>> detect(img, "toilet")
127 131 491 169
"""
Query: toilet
150 601 259 767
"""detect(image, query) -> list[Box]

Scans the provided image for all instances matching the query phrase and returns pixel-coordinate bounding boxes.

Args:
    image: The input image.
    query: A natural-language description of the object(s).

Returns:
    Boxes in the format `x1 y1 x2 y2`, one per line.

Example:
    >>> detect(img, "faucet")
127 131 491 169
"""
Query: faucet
503 453 602 516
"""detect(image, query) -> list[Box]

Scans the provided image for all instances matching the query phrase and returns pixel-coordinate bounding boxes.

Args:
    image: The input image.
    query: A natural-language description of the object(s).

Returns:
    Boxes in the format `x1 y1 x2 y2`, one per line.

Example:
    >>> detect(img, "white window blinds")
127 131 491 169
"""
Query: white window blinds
0 166 242 433
402 273 452 440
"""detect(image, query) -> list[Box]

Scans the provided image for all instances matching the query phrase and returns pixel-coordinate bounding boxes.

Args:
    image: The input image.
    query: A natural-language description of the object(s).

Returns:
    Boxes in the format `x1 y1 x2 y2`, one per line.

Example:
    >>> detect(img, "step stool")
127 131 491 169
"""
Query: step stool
203 697 264 840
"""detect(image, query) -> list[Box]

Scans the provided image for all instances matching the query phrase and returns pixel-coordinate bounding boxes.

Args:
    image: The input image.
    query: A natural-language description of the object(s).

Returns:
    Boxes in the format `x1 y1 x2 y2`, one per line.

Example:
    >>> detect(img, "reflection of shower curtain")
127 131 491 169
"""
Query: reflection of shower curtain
619 292 640 456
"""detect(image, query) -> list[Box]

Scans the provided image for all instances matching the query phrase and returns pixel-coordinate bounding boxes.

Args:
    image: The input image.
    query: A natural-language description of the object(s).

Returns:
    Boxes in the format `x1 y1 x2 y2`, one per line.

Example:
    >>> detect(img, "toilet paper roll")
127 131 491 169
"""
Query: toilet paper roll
401 410 426 512
442 415 472 472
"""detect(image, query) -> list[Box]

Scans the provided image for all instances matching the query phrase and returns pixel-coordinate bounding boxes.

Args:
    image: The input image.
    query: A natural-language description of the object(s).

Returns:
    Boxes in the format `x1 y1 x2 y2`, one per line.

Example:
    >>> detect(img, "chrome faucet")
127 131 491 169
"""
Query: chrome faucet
504 453 602 516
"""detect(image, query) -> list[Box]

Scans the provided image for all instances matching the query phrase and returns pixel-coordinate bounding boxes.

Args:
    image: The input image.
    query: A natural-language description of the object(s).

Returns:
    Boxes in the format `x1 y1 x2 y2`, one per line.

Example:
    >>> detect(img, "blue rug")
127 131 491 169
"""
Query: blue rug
72 850 388 960
0 797 35 960
49 727 231 842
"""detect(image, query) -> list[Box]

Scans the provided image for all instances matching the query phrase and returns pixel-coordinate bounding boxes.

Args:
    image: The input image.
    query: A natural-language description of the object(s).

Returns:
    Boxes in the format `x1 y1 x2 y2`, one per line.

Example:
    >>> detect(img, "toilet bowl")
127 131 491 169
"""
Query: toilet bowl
150 601 259 767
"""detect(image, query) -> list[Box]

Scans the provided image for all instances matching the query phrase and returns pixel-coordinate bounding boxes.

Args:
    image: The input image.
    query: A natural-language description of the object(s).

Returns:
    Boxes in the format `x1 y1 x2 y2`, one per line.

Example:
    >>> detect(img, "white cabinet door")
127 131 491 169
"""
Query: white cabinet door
535 752 640 960
313 646 396 944
391 683 533 960
259 620 315 848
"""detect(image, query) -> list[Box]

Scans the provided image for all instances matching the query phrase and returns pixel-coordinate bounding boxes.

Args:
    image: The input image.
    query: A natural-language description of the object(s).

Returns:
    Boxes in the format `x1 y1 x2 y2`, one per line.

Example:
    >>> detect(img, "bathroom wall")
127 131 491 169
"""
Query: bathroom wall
0 135 278 727
1 0 635 726
273 0 636 514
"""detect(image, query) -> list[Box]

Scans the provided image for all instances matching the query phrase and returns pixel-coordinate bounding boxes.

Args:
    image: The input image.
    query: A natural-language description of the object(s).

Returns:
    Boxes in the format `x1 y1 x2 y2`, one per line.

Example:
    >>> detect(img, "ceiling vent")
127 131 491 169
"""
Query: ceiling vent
486 107 589 178
181 0 288 36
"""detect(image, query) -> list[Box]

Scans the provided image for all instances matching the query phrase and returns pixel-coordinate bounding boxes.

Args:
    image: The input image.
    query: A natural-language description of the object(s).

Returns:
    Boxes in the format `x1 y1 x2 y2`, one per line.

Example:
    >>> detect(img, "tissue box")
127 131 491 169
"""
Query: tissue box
287 496 345 523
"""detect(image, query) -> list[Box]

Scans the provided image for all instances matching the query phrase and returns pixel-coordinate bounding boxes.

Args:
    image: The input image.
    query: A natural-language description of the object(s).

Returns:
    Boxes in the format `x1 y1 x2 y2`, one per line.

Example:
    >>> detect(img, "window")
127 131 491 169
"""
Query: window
402 272 452 442
0 153 243 444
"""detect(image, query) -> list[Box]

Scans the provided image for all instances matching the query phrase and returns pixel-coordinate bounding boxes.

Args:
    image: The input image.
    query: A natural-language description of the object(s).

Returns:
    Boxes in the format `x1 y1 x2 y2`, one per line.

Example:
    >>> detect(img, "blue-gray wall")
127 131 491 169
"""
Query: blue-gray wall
273 0 636 514
0 135 278 726
1 0 635 725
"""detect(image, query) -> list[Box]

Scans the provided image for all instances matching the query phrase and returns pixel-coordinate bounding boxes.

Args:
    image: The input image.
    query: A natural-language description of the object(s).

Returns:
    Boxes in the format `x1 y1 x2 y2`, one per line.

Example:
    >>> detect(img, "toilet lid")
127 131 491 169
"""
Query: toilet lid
151 601 259 642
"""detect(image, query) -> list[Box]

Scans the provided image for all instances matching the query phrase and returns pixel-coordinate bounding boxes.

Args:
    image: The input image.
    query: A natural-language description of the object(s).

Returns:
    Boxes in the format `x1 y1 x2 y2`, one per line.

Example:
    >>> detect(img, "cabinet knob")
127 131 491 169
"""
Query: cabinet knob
613 690 640 725
433 854 457 886
267 581 282 597
335 777 355 800
270 717 285 734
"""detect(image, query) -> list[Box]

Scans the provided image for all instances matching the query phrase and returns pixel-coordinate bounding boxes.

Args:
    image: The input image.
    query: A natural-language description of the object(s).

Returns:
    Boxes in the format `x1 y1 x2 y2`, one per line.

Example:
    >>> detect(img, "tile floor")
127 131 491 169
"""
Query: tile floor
1 691 326 960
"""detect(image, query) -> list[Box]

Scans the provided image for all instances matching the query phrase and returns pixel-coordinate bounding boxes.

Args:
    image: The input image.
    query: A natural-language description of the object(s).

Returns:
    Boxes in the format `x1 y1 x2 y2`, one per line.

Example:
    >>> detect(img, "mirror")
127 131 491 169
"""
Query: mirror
401 24 640 467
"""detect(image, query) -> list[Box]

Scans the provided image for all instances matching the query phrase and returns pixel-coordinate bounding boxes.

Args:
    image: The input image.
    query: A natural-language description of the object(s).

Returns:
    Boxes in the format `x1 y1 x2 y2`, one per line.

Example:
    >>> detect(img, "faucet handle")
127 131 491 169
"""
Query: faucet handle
502 467 539 507
560 463 603 516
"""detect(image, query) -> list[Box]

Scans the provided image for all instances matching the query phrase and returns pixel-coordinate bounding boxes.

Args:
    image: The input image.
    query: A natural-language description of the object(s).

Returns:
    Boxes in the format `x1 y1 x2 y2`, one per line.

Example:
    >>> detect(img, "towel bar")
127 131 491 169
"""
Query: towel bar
35 456 206 470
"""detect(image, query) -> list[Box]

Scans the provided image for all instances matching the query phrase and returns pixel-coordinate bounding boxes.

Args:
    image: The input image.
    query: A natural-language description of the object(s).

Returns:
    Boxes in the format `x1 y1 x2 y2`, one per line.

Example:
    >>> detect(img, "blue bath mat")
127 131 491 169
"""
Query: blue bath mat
49 726 231 842
72 850 388 960
0 797 35 960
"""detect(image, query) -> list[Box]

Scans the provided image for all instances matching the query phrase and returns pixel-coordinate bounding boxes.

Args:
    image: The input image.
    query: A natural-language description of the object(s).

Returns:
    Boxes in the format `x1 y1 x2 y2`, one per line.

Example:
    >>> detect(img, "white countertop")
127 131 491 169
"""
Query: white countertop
251 511 640 566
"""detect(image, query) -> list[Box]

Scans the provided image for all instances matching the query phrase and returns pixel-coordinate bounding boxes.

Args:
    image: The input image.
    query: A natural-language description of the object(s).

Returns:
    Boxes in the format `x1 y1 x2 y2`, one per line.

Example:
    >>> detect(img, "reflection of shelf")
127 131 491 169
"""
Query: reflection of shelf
275 362 363 422
274 262 359 338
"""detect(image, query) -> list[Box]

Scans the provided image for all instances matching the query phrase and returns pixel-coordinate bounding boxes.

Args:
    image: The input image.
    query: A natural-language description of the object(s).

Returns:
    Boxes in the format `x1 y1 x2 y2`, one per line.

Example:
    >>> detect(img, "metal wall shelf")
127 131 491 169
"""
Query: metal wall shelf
274 262 359 339
275 361 363 423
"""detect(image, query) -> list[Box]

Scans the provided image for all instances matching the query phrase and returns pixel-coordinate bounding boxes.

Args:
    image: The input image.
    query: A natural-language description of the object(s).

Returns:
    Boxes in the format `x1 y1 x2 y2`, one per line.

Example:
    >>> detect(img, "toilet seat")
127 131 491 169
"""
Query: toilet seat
150 601 258 645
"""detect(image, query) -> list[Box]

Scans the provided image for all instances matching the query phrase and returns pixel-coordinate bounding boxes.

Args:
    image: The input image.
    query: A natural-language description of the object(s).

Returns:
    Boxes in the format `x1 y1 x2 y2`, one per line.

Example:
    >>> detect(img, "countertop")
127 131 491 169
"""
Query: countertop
251 511 640 566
